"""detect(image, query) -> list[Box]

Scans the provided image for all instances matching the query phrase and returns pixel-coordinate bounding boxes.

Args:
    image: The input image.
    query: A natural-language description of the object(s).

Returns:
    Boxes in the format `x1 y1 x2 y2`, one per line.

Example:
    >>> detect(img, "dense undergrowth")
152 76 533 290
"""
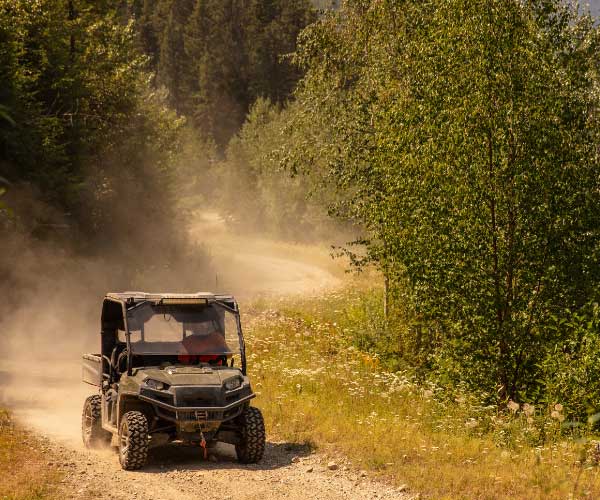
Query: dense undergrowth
245 285 600 499
0 409 61 500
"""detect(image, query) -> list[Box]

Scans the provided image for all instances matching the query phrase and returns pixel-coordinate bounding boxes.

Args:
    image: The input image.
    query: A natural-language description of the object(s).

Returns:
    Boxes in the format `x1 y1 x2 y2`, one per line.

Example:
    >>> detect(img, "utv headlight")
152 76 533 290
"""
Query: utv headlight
225 377 242 391
145 378 168 391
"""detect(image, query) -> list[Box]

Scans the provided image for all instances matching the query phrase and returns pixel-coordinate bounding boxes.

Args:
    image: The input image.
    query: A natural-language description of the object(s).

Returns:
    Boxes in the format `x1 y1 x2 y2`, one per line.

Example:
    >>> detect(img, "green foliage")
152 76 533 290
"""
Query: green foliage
217 98 338 241
0 0 210 287
249 289 600 499
156 0 195 112
0 0 155 218
284 0 600 406
137 0 316 145
541 304 600 419
124 0 331 241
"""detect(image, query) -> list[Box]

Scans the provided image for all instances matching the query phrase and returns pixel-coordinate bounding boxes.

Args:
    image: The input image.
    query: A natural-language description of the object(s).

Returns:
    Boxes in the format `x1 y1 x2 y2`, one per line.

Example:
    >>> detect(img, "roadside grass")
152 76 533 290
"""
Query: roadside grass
244 287 600 499
0 409 62 500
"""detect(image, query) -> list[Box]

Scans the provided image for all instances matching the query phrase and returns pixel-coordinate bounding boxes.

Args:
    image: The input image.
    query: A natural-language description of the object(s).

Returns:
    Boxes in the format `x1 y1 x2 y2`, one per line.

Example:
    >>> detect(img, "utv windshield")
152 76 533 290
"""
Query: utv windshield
124 303 240 356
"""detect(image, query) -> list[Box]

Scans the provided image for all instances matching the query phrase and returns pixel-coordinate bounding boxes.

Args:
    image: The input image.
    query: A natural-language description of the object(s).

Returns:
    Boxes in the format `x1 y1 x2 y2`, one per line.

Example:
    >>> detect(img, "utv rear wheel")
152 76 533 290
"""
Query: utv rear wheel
82 395 110 449
235 406 265 464
118 411 148 470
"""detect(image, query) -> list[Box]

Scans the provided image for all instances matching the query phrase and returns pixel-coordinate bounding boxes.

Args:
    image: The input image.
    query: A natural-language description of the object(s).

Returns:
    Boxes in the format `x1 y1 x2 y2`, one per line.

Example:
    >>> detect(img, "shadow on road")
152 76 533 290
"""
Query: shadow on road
142 440 312 472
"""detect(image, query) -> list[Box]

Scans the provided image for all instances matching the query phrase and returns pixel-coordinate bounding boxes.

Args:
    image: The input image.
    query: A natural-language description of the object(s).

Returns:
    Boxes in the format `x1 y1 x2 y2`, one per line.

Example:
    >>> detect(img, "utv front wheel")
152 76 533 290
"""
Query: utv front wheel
118 411 148 470
235 406 266 464
82 395 111 448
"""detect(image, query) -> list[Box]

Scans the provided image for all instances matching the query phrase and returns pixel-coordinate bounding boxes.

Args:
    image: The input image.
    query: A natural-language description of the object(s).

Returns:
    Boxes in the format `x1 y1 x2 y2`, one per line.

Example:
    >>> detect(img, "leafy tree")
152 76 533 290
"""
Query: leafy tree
219 98 338 240
287 0 600 404
156 0 195 112
0 0 209 286
136 0 163 68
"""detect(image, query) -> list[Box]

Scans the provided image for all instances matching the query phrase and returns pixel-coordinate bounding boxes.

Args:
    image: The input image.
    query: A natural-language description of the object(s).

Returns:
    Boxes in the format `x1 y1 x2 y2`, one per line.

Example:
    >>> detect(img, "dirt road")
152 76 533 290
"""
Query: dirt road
188 211 343 297
1 214 408 500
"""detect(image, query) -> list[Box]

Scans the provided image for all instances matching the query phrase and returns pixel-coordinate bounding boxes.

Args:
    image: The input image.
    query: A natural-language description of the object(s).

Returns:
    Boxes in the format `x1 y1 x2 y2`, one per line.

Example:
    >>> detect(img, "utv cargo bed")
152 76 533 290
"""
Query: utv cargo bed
82 353 101 387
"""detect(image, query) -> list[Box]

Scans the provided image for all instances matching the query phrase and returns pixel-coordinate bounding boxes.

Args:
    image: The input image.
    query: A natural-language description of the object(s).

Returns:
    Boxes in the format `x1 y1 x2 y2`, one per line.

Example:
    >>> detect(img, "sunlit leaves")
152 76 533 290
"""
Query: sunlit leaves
285 0 600 404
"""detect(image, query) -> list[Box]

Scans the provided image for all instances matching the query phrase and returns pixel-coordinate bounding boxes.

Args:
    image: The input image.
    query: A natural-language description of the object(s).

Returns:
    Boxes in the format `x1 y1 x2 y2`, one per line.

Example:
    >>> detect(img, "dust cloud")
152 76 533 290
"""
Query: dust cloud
0 185 212 445
190 211 343 298
0 235 114 445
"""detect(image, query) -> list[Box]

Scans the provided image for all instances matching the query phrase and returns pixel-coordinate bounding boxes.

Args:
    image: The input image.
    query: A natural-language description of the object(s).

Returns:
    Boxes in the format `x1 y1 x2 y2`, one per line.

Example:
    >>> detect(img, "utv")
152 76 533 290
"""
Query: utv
81 292 265 470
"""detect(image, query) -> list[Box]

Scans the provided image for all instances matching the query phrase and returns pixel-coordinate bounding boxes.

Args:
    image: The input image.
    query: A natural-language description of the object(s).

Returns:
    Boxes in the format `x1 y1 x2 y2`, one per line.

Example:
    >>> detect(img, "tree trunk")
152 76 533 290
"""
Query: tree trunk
68 0 76 61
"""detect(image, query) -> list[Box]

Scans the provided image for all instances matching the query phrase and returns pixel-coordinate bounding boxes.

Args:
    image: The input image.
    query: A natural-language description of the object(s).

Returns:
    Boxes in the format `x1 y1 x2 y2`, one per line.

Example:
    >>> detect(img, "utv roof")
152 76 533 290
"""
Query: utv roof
100 292 238 333
104 292 236 305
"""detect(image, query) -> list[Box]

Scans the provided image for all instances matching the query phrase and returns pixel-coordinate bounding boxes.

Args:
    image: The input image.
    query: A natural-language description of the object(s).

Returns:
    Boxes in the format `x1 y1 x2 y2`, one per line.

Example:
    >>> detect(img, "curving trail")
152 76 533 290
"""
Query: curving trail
0 213 408 500
188 211 342 297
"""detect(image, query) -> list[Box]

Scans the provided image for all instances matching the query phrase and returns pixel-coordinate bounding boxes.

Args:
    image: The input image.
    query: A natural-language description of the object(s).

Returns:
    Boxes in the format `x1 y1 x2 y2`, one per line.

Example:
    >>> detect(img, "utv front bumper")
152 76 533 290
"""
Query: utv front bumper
138 385 255 425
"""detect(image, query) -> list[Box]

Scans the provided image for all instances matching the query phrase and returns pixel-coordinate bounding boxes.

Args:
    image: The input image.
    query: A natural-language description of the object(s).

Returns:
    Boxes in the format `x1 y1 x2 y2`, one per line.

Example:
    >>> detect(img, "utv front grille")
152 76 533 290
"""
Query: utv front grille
175 387 223 407
178 410 223 421
139 391 255 424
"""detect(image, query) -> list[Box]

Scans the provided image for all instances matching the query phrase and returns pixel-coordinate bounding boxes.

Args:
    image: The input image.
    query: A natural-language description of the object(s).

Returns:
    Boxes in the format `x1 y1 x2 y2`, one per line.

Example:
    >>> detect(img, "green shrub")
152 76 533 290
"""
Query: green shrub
541 304 600 421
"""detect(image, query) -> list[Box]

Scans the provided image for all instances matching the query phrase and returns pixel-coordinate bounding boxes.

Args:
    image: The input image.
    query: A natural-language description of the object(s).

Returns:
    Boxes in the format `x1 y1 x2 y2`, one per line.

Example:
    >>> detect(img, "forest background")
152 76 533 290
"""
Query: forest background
2 0 600 422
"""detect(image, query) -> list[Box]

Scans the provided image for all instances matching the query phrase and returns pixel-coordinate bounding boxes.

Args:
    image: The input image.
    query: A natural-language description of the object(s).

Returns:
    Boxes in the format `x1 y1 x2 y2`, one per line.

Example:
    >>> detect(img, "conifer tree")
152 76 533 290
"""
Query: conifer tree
156 0 195 112
135 0 315 145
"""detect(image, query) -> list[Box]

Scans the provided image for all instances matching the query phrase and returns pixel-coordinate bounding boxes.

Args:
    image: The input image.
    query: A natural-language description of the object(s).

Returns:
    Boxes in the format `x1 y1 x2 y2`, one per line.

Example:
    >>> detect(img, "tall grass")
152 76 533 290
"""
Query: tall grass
245 288 600 499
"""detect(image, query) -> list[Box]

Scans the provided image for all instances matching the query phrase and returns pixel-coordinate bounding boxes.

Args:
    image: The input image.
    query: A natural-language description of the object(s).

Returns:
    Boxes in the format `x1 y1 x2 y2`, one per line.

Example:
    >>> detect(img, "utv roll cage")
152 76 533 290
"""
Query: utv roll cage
95 292 247 385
